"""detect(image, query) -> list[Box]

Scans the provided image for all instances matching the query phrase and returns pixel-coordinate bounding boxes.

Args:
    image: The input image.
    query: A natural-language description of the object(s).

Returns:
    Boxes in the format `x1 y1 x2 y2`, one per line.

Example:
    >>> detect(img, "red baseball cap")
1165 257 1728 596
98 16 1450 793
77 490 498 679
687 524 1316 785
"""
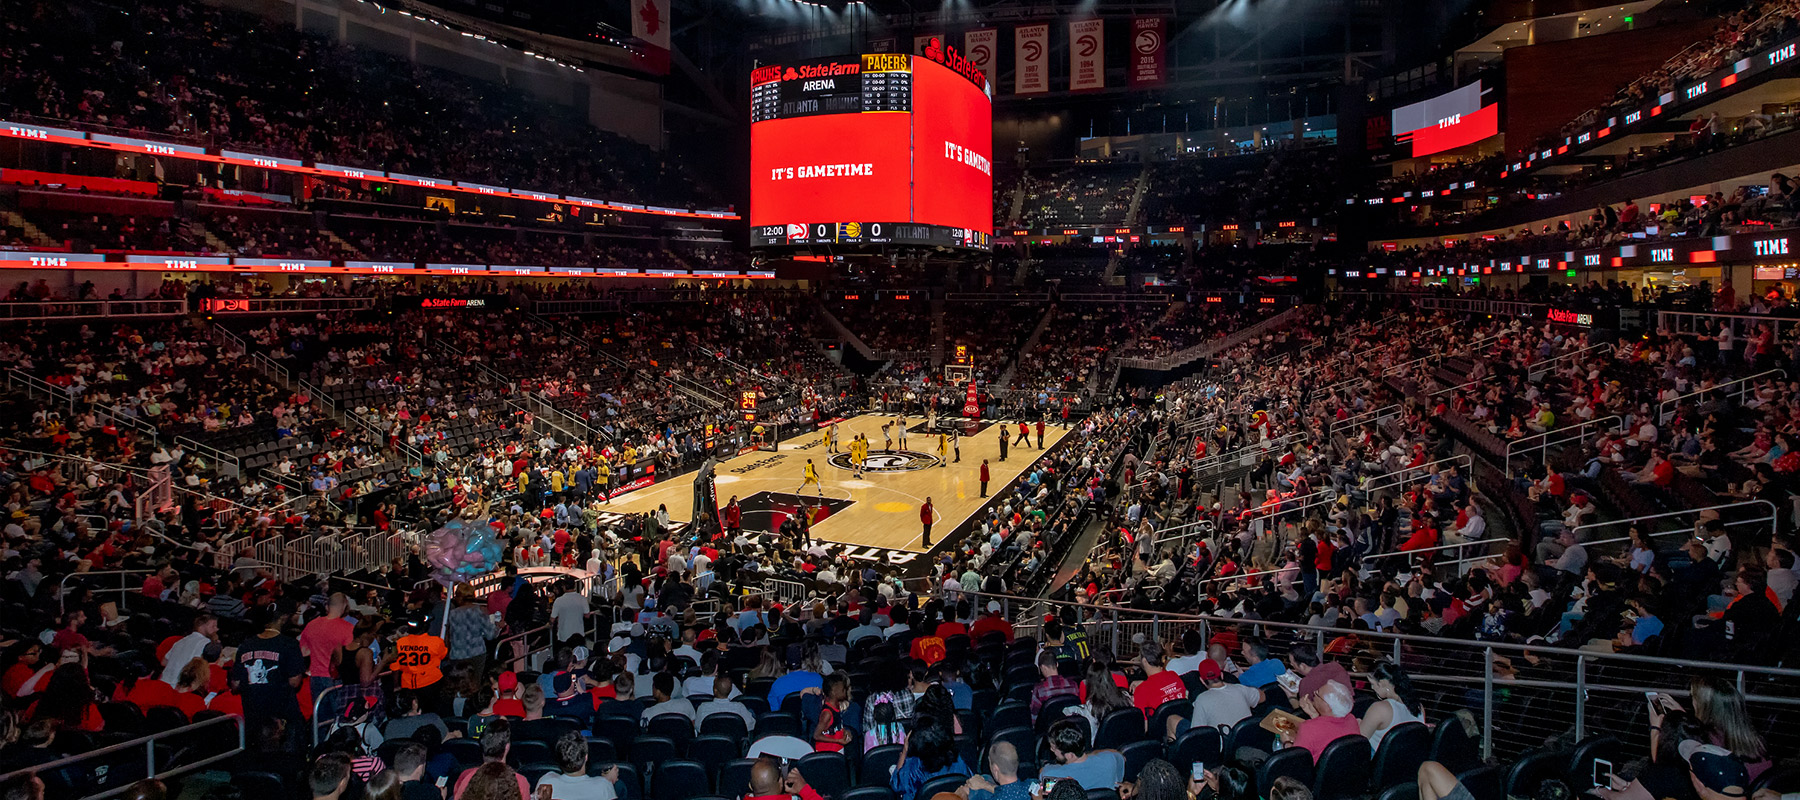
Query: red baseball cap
497 671 518 691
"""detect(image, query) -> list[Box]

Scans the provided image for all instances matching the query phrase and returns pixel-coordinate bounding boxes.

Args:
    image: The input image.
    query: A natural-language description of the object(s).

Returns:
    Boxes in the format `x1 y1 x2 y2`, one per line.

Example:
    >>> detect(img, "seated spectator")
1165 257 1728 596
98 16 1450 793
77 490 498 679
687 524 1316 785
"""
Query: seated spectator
1040 718 1126 790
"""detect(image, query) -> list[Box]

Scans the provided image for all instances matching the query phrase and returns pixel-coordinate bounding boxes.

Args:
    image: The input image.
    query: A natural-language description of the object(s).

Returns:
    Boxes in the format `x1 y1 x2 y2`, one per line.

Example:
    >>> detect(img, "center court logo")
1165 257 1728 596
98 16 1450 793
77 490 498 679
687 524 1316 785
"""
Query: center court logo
828 450 942 473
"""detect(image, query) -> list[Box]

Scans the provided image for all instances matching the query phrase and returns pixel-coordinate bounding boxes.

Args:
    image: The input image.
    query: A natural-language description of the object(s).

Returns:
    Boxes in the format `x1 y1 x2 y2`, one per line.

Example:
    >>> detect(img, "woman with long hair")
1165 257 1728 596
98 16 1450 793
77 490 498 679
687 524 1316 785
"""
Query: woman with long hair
27 662 102 731
888 714 970 798
1070 661 1132 744
914 683 962 736
1687 677 1770 778
1360 660 1425 749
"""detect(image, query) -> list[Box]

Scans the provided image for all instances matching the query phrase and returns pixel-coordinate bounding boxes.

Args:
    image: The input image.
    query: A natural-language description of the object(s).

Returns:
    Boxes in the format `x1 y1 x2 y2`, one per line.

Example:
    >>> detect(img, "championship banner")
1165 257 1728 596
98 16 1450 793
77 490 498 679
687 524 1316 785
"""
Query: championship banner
631 0 670 75
914 34 942 56
965 29 998 88
1129 17 1166 87
1069 19 1104 91
1015 24 1049 94
869 37 897 53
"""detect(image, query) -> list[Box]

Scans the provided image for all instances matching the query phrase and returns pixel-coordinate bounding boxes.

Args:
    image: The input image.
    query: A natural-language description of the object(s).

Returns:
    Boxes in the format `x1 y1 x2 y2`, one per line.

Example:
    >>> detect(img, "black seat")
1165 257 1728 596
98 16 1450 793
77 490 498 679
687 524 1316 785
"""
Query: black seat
1505 750 1567 800
843 788 899 800
595 716 642 760
1225 716 1274 758
1120 740 1163 782
1094 708 1146 750
1564 736 1621 789
1312 735 1374 800
647 714 695 754
1372 723 1432 792
653 760 711 800
989 727 1037 767
719 758 758 799
615 764 644 800
1036 695 1080 734
509 740 554 767
799 751 852 799
1149 699 1189 742
1257 747 1313 796
1458 765 1505 800
1087 789 1123 800
915 773 970 800
632 736 681 776
1430 720 1480 775
755 712 801 739
700 713 750 742
862 744 905 787
991 702 1031 734
235 772 287 800
1167 726 1223 772
1378 781 1418 800
587 737 619 768
689 735 742 776
444 738 484 768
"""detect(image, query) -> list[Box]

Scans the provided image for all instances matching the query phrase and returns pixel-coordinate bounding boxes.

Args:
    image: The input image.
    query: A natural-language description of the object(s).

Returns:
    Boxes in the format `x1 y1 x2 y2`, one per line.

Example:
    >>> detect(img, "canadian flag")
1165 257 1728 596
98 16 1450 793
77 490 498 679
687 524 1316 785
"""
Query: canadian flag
632 0 670 75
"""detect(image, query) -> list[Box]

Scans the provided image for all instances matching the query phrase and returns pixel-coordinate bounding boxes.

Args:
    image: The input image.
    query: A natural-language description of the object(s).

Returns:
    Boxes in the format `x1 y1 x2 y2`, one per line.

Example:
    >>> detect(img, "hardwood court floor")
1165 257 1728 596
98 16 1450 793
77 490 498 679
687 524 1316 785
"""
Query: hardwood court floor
604 414 1070 553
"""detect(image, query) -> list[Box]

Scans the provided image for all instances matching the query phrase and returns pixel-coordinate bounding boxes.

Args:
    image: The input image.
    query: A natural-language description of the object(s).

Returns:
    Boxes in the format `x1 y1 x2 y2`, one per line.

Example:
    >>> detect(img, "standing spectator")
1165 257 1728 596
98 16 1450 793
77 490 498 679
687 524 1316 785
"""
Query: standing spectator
301 594 355 699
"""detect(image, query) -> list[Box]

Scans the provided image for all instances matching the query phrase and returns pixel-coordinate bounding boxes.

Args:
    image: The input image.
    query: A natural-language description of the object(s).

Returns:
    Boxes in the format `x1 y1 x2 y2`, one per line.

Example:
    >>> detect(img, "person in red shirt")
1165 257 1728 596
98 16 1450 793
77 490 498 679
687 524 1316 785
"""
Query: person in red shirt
1130 642 1187 718
979 460 990 498
921 498 934 547
171 659 211 719
935 613 968 639
970 601 1015 642
126 665 180 712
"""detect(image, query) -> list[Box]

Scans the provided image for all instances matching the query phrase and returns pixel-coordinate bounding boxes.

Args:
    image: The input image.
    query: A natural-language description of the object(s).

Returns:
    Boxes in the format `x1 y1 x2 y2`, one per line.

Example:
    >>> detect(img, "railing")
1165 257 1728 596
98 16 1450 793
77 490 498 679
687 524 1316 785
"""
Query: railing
174 435 242 478
1525 341 1612 382
0 713 246 798
59 568 155 615
761 577 810 606
493 624 554 672
1116 306 1304 371
1502 415 1622 479
1657 368 1787 424
941 588 1800 761
312 671 396 746
1569 500 1781 553
0 298 187 321
6 367 76 415
209 297 378 314
1330 403 1401 436
1657 309 1800 343
533 298 624 315
1415 296 1549 318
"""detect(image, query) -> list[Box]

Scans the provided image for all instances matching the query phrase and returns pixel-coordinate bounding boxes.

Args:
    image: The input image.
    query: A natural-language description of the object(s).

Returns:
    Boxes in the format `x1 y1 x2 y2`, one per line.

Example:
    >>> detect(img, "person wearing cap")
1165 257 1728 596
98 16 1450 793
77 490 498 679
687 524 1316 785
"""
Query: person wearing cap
970 601 1014 643
1166 659 1259 740
548 671 597 726
394 617 448 710
1682 740 1750 800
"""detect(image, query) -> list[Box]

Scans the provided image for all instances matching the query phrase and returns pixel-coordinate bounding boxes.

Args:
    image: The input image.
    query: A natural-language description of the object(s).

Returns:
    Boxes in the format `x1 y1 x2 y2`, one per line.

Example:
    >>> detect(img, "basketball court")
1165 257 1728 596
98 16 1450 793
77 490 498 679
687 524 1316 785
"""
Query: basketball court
601 413 1071 568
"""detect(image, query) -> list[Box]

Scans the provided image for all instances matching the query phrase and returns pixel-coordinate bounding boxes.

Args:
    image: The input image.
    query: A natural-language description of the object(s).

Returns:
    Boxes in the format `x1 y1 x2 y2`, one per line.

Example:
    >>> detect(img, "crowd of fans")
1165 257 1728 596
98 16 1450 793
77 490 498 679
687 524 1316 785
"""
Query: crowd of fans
0 0 716 208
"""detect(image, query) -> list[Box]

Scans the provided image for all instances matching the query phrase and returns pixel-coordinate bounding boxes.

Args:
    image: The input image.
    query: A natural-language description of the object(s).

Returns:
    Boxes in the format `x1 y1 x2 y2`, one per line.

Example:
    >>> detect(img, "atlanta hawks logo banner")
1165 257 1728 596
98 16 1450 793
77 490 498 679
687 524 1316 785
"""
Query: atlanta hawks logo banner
1129 17 1166 87
1015 24 1048 94
965 29 997 89
1069 19 1104 91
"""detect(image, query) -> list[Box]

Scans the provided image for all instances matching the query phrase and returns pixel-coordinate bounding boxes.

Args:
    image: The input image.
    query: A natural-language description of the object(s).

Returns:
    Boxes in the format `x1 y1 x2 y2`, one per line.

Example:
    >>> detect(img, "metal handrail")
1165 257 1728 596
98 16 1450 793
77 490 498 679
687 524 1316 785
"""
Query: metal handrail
1656 368 1787 424
493 622 555 664
0 712 246 797
1252 453 1474 523
1525 341 1612 381
1570 499 1781 550
1331 403 1401 436
312 670 397 746
59 568 155 615
1502 415 1622 479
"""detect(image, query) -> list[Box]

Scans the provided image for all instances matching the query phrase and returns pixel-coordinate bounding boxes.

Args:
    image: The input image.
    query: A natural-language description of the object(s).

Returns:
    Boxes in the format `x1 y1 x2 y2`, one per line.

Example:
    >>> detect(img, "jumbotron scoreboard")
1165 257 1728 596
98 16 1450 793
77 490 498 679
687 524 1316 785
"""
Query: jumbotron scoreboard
749 47 993 250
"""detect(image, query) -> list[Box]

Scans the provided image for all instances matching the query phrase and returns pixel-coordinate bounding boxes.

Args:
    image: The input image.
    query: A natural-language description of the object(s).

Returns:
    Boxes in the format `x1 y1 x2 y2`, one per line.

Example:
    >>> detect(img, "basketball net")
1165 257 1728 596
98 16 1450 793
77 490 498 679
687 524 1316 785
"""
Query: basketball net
961 380 980 418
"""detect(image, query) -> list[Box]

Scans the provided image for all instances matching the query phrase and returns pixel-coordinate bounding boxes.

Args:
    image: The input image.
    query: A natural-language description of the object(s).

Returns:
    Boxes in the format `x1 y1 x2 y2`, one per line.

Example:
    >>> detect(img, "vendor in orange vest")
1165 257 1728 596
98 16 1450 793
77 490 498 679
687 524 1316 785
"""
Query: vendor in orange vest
394 617 449 712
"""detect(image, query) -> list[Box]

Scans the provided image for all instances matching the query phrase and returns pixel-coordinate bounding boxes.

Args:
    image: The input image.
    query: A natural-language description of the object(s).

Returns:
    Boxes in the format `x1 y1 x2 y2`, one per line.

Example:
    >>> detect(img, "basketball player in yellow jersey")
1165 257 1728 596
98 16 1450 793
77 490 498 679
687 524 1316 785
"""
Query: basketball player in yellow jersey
799 458 822 495
937 432 949 466
821 424 834 453
851 435 866 478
